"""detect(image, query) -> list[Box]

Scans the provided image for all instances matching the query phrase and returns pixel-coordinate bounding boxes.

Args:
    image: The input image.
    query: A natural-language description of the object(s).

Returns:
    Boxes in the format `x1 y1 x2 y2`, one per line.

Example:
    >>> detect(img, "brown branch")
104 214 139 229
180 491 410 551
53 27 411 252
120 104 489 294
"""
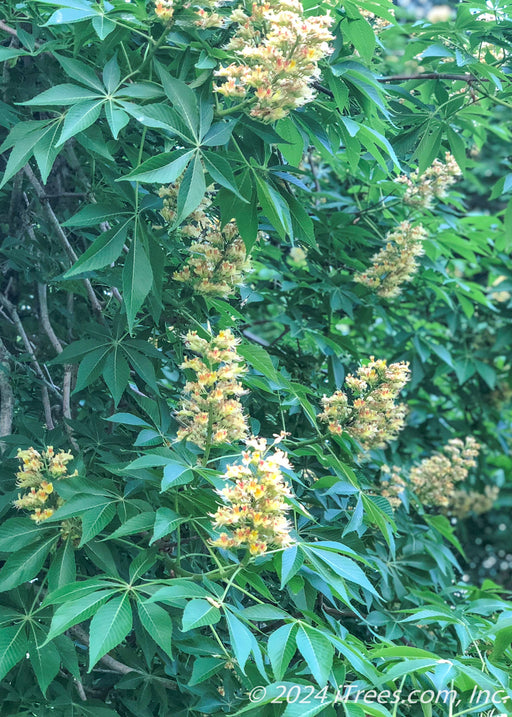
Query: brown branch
36 283 79 449
74 679 87 701
22 165 104 318
37 283 63 355
314 74 486 101
41 386 54 430
0 20 18 38
378 72 484 83
0 292 60 397
0 338 14 453
69 625 137 676
68 625 177 689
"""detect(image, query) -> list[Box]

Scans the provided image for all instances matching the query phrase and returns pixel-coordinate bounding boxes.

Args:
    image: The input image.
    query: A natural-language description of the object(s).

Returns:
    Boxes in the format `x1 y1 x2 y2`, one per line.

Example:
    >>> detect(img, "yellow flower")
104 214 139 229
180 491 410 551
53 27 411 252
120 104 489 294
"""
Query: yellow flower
354 223 428 298
397 153 461 209
176 330 248 449
214 0 334 123
13 446 75 523
211 438 296 555
319 358 410 452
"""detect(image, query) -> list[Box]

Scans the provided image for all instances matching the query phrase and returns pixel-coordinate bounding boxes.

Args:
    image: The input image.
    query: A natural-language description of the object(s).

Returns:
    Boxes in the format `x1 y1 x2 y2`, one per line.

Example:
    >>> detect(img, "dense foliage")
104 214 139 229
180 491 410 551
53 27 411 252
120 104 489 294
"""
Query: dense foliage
0 0 512 715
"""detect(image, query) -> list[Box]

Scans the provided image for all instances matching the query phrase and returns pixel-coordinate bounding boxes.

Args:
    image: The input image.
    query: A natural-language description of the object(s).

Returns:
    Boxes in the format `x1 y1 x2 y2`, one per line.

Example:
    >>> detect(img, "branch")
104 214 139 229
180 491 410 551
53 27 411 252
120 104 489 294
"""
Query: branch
0 292 60 397
0 338 14 453
69 625 178 689
37 283 63 355
37 283 79 449
378 72 483 82
69 625 138 676
23 165 104 318
313 74 486 100
0 20 18 37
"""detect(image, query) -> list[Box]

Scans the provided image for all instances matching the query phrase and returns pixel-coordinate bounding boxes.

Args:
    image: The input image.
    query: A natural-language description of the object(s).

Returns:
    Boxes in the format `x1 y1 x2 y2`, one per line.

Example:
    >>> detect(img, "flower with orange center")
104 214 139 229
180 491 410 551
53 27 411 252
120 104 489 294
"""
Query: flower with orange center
176 330 248 450
211 438 296 555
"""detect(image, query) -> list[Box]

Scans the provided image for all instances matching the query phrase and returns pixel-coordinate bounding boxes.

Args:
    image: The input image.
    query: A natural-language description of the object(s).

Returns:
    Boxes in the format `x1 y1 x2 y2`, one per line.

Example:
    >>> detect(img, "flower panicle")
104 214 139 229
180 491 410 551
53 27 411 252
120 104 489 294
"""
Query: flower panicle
13 446 76 523
159 184 251 297
397 152 461 209
319 358 410 451
154 0 174 21
354 222 428 298
214 0 334 122
211 436 295 556
380 437 496 518
176 329 248 449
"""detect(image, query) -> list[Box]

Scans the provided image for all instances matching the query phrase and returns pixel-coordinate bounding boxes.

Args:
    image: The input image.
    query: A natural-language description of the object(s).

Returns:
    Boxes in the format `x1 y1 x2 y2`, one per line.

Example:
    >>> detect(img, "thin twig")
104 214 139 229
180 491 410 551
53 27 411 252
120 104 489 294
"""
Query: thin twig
37 283 79 449
23 165 104 318
0 338 14 452
378 72 484 82
74 679 87 701
0 292 60 397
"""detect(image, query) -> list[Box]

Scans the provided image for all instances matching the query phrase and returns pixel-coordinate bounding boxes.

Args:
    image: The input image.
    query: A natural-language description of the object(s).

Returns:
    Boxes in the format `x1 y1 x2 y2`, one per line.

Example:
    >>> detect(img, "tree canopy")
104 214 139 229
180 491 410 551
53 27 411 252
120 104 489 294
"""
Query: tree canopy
0 0 512 715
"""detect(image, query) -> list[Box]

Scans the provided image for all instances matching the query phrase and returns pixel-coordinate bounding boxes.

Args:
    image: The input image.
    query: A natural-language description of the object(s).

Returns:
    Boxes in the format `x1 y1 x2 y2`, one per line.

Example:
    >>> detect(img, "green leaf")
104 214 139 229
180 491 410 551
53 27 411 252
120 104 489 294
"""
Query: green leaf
62 204 129 227
238 343 279 382
22 84 102 106
255 176 292 239
108 512 155 540
268 623 297 681
102 350 130 406
161 463 193 491
188 657 224 685
103 56 121 93
137 600 173 658
117 101 191 141
155 62 199 141
88 594 133 670
306 546 379 597
0 535 58 593
43 578 118 607
0 518 52 552
491 626 512 661
73 346 110 393
47 539 76 592
54 53 105 92
0 124 52 188
181 599 221 631
224 610 253 673
203 152 246 200
123 234 153 332
63 220 131 277
92 14 116 39
280 545 304 589
57 100 104 146
296 624 334 686
201 121 236 147
45 590 116 643
0 48 29 61
148 582 210 605
105 102 129 139
120 150 193 184
28 634 61 696
33 121 62 183
0 626 28 681
80 503 117 545
150 507 186 545
176 152 206 225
